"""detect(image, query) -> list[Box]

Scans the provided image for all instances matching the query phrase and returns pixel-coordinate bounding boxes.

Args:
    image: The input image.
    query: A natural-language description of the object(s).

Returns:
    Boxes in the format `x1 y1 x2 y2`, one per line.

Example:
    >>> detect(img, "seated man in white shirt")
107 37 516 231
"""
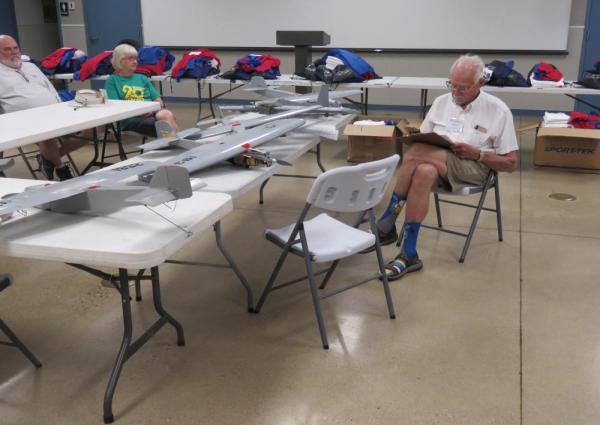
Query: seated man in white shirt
367 54 519 280
0 34 87 180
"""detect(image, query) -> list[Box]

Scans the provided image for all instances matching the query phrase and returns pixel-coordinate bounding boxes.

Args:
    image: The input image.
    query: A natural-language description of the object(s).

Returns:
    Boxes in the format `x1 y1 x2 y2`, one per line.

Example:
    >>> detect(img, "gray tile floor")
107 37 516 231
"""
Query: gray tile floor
1 104 599 425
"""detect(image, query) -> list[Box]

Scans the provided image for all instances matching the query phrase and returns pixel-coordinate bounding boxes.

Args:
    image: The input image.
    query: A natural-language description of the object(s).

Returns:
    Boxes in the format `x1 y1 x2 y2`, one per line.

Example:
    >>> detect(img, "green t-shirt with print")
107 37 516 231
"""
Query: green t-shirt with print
105 73 160 128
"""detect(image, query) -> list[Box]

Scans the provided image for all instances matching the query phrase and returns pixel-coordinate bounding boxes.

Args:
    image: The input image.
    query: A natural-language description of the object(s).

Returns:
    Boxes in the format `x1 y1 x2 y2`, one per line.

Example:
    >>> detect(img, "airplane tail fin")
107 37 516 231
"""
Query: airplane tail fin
317 85 329 107
155 120 177 139
127 166 193 206
245 75 268 91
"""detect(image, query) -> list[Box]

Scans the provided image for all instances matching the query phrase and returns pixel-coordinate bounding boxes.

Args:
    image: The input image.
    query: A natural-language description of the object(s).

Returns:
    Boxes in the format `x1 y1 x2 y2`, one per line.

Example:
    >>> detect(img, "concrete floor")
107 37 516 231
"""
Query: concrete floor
1 104 600 425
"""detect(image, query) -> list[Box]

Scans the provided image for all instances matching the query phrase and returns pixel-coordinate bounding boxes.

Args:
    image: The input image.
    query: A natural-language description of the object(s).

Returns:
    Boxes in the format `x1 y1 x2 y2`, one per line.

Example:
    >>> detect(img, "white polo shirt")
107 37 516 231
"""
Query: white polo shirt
0 61 60 114
420 91 519 155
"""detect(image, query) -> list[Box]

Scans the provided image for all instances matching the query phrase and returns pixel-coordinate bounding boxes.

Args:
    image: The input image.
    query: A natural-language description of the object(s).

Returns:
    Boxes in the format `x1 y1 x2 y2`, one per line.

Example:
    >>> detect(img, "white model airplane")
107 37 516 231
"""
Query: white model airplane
219 76 360 114
142 103 321 151
0 118 304 219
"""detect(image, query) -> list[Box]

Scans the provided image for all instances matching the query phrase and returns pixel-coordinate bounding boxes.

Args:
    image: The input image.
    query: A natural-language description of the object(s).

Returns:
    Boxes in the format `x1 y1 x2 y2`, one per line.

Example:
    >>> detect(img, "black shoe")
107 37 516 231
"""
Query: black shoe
55 165 74 181
36 154 55 180
360 225 398 254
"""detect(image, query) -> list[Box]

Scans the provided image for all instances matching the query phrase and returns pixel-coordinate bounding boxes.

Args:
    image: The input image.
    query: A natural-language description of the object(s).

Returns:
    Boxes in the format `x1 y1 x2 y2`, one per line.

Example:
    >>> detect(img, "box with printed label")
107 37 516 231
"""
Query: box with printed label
534 126 600 170
344 114 417 163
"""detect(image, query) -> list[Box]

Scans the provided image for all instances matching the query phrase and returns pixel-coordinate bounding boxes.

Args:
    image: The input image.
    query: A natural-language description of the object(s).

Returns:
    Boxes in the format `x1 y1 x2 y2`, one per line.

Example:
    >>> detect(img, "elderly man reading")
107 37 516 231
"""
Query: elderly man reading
366 54 519 280
0 34 88 180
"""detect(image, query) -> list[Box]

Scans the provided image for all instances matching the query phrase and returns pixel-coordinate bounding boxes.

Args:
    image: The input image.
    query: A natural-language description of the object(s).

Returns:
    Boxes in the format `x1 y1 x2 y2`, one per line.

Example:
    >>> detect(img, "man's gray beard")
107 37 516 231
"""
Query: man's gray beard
0 56 22 69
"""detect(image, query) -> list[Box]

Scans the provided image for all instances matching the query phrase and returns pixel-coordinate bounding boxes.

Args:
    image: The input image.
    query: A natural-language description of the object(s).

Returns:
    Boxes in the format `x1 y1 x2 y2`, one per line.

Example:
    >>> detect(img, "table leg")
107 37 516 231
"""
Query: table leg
420 89 429 120
213 221 254 312
103 268 133 424
102 267 185 423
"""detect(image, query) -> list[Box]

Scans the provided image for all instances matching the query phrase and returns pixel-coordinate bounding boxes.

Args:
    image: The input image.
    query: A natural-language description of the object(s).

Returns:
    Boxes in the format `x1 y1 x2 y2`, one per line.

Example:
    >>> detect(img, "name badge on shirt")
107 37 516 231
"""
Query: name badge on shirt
446 118 464 133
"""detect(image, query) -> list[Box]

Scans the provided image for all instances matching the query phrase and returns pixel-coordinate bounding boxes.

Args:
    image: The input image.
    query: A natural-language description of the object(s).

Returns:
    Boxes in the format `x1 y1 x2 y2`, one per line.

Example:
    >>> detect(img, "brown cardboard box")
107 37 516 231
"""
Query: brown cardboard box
344 114 415 163
534 126 600 170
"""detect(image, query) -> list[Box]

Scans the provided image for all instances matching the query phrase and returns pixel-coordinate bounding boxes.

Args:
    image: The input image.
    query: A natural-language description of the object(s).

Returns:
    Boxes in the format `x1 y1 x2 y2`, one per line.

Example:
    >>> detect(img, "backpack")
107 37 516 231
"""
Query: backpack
171 49 221 81
304 49 380 83
527 62 563 84
220 54 281 80
40 47 87 75
135 46 175 76
578 60 600 90
485 60 530 87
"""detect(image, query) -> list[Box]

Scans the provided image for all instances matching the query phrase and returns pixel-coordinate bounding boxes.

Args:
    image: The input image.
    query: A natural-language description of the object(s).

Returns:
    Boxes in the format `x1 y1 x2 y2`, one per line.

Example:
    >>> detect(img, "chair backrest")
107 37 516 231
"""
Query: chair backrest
307 154 400 213
0 274 13 292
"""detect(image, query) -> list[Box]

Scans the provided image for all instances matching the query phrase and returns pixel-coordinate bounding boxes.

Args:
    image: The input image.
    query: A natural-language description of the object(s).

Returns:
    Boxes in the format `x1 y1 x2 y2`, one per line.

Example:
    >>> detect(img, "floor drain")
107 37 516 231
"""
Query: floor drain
549 193 577 201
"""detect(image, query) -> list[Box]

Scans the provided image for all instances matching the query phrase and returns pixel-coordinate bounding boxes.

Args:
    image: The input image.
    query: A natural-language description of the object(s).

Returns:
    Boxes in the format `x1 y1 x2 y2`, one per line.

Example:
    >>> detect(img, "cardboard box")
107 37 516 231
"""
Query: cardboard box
534 126 600 170
344 114 415 163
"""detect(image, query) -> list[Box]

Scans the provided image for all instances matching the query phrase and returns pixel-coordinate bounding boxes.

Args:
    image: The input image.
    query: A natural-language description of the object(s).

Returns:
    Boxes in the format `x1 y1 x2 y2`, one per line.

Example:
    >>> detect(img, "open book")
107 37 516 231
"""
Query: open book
402 132 454 149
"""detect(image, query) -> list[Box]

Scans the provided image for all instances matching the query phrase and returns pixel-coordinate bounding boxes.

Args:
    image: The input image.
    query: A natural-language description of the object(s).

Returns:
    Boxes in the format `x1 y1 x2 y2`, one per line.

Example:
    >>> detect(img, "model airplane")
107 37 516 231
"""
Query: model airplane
142 103 321 151
0 118 305 219
219 76 360 114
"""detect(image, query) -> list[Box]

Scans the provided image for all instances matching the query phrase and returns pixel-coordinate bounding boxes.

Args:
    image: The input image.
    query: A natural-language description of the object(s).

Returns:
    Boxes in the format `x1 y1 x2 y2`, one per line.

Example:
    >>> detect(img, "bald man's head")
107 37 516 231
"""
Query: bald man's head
0 35 22 68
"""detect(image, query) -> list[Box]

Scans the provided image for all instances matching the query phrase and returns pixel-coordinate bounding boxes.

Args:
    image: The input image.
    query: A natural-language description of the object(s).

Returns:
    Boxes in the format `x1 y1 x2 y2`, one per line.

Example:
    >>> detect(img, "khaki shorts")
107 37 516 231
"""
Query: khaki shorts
440 151 489 192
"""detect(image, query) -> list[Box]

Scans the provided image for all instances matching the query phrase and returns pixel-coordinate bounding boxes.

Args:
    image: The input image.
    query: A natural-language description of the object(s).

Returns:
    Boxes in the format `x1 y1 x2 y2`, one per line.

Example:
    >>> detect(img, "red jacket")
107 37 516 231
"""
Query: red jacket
40 47 75 69
171 49 221 78
76 51 113 81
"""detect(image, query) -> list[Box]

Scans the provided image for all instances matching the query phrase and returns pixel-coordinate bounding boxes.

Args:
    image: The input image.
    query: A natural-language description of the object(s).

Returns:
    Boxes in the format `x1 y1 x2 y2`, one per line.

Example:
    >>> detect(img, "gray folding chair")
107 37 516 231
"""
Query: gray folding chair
255 155 400 349
0 274 42 368
398 169 502 263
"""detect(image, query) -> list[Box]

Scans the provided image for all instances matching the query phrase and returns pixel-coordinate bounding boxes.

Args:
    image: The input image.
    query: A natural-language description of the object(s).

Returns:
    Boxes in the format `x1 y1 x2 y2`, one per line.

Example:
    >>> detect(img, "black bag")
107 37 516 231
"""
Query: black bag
486 60 530 87
578 60 600 90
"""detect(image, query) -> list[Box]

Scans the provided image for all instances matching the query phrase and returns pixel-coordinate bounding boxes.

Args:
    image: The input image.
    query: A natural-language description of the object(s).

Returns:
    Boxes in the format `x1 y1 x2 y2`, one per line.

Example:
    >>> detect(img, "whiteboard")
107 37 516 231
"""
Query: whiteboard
141 0 572 51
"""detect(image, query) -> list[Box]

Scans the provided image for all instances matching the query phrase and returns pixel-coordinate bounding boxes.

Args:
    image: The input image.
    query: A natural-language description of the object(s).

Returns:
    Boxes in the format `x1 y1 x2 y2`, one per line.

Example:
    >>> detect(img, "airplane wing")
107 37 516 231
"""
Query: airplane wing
0 160 162 217
139 118 305 180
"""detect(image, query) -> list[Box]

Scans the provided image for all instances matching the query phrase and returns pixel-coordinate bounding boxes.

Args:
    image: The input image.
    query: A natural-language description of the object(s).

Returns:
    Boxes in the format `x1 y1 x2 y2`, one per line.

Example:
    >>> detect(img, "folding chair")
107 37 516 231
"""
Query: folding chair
0 274 42 368
255 155 400 349
399 169 502 263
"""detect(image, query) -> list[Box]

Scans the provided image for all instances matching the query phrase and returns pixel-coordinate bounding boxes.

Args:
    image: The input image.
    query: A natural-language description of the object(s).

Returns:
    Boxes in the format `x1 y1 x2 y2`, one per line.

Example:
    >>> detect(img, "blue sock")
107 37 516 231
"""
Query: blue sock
402 222 421 258
377 192 406 233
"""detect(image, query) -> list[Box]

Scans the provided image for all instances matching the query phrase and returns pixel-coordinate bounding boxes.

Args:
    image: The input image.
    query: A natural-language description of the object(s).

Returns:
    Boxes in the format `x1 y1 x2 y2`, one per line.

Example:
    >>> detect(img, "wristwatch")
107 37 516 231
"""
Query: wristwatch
478 149 486 162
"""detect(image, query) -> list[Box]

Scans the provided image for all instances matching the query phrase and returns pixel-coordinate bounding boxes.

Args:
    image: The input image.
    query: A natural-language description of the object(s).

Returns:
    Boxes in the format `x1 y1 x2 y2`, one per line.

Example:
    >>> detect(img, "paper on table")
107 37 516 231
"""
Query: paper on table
402 132 454 149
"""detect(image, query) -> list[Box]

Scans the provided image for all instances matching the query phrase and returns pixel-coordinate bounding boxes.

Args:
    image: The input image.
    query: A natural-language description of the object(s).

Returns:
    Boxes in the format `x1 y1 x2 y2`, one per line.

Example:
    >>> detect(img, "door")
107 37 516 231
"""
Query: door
83 0 143 57
0 0 18 40
576 0 600 113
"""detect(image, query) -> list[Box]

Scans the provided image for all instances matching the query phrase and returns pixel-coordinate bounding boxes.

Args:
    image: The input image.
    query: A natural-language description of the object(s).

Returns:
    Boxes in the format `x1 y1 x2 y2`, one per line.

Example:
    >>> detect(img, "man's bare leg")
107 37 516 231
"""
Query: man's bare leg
376 143 448 235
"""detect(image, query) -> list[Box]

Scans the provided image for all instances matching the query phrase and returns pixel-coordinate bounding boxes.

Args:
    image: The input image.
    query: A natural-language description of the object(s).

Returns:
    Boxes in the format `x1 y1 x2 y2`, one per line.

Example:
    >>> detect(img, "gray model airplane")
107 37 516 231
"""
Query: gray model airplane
0 118 304 219
142 103 321 151
219 77 359 114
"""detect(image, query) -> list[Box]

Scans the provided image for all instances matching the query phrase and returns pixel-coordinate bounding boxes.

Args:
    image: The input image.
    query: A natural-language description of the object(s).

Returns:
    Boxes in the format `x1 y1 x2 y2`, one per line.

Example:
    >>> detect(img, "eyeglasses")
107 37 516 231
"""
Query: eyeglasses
445 80 475 92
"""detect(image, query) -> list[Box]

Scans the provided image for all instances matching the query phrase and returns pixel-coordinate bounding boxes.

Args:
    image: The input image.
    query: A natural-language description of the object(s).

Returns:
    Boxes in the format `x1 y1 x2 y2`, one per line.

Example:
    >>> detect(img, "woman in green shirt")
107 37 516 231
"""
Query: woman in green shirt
105 43 179 136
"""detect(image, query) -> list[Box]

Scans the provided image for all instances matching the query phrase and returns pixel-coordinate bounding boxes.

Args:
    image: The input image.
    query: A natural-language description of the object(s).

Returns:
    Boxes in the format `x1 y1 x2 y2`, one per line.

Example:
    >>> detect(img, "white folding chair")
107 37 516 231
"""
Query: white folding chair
398 169 502 263
0 274 42 368
254 155 400 349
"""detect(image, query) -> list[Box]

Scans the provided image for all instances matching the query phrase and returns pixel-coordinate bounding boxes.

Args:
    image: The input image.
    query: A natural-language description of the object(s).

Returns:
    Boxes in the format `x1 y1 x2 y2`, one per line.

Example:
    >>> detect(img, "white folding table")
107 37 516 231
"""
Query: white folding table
0 99 160 177
0 177 234 423
389 77 600 118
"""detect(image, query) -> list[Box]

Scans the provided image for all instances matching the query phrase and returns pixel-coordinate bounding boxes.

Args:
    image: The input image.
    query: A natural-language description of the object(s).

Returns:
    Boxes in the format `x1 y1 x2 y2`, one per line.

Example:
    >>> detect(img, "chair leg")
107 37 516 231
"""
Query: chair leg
396 222 405 248
459 183 491 263
0 319 42 368
298 227 329 350
17 147 39 179
368 210 396 319
319 260 339 290
494 177 503 242
254 248 291 313
434 193 443 227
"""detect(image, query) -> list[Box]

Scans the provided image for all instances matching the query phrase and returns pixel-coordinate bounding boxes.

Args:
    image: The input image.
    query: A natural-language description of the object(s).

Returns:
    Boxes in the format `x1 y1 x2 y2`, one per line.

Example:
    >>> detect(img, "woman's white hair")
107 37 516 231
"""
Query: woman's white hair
111 43 137 70
450 54 485 84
